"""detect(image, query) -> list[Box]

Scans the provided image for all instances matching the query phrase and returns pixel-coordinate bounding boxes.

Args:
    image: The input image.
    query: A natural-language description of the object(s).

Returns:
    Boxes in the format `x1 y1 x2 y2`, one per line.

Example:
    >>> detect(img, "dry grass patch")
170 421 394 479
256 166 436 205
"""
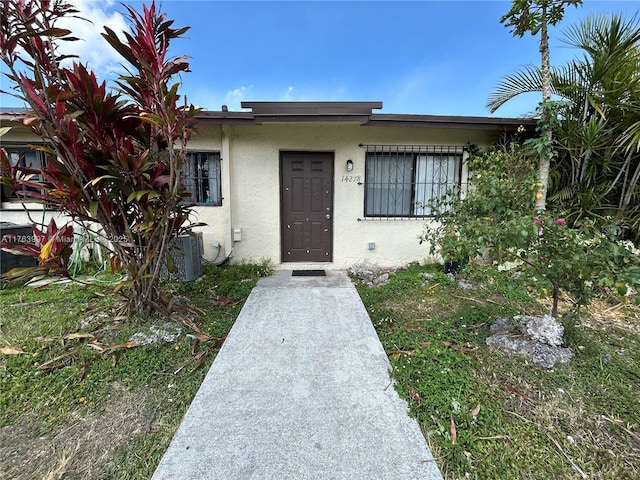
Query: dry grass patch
2 384 157 480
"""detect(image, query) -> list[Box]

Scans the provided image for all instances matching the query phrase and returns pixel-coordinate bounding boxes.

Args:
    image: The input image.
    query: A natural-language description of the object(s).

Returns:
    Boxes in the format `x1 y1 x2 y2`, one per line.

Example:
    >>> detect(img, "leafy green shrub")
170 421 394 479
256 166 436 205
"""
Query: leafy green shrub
421 143 640 317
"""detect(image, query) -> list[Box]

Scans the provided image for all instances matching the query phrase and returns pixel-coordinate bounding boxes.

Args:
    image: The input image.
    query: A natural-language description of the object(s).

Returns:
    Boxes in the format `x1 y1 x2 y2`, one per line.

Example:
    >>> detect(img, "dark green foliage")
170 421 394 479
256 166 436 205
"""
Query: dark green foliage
490 12 640 241
421 143 640 317
500 0 583 37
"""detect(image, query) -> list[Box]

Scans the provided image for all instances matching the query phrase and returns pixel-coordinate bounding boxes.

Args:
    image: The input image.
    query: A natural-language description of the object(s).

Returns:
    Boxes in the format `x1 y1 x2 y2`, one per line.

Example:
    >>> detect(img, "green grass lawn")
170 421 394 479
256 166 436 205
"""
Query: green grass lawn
354 262 640 480
2 261 638 479
0 262 271 480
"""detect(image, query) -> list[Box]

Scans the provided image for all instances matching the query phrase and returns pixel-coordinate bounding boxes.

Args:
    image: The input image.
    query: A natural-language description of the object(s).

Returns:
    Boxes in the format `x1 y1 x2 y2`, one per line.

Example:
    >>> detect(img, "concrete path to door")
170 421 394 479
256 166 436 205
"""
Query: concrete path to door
152 270 443 480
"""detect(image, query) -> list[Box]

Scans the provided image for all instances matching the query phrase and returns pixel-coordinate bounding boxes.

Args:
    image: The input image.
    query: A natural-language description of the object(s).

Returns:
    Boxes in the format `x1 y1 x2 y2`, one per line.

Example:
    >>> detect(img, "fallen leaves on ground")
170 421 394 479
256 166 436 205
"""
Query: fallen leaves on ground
210 295 238 307
388 350 414 359
450 416 457 445
443 341 476 355
409 388 424 406
502 383 538 404
0 346 28 355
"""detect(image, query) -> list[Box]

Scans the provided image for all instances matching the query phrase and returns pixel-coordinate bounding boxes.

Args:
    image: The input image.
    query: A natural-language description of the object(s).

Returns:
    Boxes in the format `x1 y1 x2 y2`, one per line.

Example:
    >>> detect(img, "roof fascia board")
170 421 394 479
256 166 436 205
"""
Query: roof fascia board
240 101 383 116
364 114 536 130
2 105 536 130
195 112 257 125
248 115 372 124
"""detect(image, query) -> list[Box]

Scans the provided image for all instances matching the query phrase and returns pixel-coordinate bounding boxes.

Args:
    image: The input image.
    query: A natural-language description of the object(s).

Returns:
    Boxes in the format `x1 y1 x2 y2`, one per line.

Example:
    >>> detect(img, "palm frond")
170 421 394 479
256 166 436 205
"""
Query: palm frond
486 66 545 113
549 184 577 203
619 120 640 152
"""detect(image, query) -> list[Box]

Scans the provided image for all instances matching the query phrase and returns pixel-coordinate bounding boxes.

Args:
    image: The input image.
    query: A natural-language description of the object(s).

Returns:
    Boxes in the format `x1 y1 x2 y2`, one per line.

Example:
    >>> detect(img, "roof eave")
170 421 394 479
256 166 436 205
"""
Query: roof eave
240 101 383 116
251 114 372 124
194 111 257 125
2 105 538 131
364 114 536 130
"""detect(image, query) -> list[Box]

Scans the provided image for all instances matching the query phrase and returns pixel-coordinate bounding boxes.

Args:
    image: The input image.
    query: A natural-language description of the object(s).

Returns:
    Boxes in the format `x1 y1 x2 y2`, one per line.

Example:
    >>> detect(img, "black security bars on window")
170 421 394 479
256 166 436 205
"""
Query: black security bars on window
1 146 47 202
361 144 467 219
181 152 222 205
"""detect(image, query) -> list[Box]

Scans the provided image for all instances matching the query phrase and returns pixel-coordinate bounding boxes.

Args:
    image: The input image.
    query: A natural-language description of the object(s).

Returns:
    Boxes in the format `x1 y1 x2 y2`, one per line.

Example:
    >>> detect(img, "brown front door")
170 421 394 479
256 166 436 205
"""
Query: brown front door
281 151 333 262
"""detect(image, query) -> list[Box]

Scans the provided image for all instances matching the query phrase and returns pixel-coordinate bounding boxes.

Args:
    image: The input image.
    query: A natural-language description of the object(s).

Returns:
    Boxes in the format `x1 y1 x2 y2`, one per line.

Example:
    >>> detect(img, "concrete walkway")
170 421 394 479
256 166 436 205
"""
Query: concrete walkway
152 270 443 480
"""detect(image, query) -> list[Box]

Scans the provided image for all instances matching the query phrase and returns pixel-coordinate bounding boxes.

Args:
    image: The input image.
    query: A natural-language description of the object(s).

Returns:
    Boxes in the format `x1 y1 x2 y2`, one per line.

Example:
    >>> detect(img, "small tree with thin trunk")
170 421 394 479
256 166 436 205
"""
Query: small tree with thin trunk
0 0 200 317
498 0 582 211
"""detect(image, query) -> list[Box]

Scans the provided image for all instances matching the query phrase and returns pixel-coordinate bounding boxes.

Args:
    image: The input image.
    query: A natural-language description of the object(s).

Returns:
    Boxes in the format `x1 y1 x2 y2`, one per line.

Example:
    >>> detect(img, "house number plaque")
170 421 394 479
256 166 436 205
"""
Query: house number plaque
341 175 361 183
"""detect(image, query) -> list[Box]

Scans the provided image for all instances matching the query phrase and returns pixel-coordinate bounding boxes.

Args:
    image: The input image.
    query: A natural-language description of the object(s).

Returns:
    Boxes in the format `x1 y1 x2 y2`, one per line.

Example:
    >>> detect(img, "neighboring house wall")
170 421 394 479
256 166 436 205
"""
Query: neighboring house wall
1 209 70 229
1 123 71 228
0 121 229 262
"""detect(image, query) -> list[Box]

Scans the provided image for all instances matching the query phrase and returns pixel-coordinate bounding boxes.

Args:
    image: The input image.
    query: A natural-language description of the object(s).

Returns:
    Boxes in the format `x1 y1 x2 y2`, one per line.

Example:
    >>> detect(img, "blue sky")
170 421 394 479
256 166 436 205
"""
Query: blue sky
1 1 638 118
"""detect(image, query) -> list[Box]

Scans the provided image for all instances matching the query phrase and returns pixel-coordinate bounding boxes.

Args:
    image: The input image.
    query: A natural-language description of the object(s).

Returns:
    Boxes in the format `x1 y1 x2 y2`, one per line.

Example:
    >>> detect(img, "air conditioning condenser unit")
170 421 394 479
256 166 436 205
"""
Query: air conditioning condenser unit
162 232 203 282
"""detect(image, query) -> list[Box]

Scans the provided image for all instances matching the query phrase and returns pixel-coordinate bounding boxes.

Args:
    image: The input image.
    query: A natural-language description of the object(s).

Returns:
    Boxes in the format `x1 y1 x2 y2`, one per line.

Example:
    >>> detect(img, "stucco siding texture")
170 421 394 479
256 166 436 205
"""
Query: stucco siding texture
0 119 496 270
225 123 488 269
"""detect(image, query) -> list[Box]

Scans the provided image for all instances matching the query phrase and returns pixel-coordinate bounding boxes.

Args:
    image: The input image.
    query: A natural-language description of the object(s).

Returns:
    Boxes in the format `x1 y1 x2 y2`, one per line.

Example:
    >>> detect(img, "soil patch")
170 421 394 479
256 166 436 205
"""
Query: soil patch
1 383 157 480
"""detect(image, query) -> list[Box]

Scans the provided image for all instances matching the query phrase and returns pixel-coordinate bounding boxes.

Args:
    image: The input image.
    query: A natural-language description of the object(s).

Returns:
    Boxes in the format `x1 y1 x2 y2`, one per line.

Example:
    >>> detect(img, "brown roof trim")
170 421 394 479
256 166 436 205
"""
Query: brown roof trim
240 101 383 117
194 110 257 125
230 101 384 123
195 103 536 129
241 114 374 123
2 104 537 130
0 110 31 123
364 113 536 130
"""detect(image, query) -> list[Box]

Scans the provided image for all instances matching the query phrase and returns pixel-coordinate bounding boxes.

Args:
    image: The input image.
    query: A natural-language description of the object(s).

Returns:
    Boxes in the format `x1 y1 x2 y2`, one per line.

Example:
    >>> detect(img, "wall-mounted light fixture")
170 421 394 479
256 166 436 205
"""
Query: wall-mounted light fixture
346 159 354 172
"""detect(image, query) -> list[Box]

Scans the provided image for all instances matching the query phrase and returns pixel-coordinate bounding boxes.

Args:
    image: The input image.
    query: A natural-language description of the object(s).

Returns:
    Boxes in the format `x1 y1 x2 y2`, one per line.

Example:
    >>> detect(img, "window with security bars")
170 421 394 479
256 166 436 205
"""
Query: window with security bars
181 152 222 206
1 146 46 202
364 145 464 218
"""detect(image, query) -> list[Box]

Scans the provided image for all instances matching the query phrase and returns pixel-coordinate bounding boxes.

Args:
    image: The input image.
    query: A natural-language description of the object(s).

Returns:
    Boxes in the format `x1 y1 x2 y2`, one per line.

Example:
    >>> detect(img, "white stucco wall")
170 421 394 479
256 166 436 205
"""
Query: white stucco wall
180 123 228 261
1 118 498 271
0 209 70 227
223 122 491 269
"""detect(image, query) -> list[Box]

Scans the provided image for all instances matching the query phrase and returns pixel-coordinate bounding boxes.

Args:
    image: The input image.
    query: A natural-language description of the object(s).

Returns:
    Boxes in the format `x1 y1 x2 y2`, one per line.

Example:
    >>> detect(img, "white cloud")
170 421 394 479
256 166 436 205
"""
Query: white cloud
386 64 453 115
224 85 255 110
0 0 129 107
272 85 349 103
188 84 351 111
188 85 254 111
57 0 128 77
280 86 295 101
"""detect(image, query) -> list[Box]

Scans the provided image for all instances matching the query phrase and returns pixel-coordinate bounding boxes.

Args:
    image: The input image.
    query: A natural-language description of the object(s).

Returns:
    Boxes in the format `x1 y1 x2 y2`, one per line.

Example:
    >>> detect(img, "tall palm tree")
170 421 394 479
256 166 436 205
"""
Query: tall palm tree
498 0 583 211
488 13 640 240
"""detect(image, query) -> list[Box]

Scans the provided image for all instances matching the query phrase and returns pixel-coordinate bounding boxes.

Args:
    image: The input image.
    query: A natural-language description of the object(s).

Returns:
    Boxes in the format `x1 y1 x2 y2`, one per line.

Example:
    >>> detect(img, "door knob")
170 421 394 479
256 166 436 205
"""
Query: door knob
326 214 331 219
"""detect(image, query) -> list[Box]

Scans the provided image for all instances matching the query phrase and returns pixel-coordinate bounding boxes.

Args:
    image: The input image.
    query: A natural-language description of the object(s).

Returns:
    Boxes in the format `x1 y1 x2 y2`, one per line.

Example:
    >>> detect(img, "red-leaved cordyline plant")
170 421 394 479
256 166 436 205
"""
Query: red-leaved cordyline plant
0 218 74 284
0 0 201 316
